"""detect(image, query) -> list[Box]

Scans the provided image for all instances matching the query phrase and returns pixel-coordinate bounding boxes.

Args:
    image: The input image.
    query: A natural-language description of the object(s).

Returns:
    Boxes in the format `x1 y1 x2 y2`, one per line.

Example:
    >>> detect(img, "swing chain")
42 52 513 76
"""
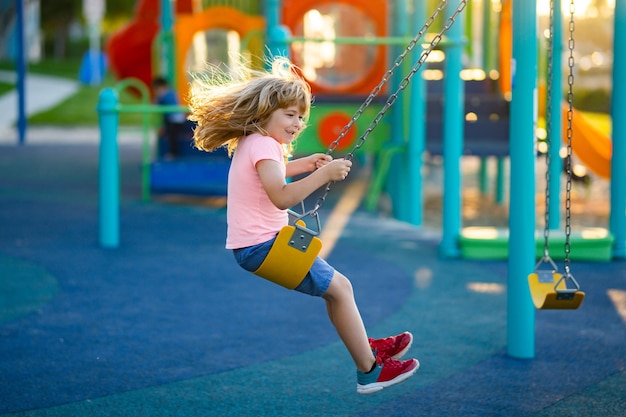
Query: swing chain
563 0 576 270
310 0 469 215
323 0 450 158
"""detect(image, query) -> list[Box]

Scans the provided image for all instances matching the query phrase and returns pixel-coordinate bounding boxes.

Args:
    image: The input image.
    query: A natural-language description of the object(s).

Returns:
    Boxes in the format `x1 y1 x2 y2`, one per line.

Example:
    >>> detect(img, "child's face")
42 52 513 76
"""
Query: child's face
263 105 305 145
153 85 166 97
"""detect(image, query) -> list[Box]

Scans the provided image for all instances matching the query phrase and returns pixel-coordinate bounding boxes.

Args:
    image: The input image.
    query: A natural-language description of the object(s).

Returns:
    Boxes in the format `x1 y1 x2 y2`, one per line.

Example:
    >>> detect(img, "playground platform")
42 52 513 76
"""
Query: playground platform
0 129 625 417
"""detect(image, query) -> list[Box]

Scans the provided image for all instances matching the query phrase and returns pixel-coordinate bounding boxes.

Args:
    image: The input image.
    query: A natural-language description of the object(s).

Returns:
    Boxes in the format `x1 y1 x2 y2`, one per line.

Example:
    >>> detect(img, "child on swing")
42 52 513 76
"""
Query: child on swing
188 57 419 394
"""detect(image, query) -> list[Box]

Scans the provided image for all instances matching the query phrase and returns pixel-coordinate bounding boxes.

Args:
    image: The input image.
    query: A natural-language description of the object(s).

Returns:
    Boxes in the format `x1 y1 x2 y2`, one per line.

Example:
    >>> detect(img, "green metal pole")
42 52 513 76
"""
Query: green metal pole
495 157 505 204
507 0 536 359
479 158 489 195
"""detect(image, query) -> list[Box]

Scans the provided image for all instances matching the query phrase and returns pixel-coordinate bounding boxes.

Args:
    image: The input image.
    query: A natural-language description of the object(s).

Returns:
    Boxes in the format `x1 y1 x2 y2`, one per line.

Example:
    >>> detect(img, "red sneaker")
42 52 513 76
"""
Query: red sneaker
356 355 420 394
369 331 413 360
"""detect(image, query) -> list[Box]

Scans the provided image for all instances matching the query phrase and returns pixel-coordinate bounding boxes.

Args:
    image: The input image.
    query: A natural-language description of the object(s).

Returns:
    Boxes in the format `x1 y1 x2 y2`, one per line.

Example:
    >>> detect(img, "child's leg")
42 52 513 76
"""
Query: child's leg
322 271 376 372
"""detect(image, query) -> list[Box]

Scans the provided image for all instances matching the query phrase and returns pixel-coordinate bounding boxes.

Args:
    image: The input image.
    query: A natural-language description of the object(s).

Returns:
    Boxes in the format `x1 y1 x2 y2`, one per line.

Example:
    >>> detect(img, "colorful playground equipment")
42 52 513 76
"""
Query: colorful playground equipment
105 0 511 204
98 0 626 359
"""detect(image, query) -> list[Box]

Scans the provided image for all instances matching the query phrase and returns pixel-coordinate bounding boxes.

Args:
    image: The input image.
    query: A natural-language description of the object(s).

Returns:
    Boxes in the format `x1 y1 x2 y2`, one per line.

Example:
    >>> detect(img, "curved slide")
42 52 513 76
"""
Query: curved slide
499 0 612 179
565 106 612 179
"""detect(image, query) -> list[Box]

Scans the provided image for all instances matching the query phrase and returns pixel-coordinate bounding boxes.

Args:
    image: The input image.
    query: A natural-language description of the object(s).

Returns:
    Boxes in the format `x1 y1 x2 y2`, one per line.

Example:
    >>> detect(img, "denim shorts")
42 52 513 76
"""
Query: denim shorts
232 236 334 297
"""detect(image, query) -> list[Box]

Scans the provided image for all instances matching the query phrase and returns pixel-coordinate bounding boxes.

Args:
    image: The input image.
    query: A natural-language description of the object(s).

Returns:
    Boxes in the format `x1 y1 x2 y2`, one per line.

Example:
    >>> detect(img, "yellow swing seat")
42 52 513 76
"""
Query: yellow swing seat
253 215 322 290
528 270 585 310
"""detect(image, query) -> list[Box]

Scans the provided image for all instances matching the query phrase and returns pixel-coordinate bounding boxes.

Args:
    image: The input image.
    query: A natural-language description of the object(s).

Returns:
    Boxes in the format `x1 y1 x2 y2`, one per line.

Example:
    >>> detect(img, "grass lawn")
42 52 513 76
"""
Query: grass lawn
0 81 13 96
28 76 153 126
0 59 155 127
0 58 83 79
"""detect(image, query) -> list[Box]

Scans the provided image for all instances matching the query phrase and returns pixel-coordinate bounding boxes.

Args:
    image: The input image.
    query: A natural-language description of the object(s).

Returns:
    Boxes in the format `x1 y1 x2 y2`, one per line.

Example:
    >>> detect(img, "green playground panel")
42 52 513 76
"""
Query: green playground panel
459 227 615 262
293 102 390 155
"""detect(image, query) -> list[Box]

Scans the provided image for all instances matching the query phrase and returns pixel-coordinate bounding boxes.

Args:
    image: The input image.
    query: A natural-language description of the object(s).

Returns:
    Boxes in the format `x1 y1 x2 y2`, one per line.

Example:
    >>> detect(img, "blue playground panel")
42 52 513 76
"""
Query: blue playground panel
150 122 230 196
426 79 510 157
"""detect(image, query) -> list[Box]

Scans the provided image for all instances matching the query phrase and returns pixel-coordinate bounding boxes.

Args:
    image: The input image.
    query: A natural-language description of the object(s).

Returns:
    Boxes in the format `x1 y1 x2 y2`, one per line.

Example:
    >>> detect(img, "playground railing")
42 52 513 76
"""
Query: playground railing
97 79 190 248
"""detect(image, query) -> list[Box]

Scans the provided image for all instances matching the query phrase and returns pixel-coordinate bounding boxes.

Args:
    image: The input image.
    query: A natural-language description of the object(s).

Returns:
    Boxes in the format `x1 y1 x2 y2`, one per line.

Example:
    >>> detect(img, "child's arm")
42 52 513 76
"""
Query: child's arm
258 158 352 210
285 153 332 178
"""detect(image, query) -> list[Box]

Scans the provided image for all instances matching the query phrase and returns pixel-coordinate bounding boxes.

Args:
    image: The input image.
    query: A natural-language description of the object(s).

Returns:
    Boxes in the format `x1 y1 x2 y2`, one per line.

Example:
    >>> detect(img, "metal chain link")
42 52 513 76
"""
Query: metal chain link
543 0 555 259
310 0 468 215
322 0 449 157
563 0 576 275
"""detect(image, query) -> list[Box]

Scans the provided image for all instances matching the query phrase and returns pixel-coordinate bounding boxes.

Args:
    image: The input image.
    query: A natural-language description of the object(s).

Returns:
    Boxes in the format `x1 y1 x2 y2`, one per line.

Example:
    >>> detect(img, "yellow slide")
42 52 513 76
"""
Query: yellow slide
563 105 612 179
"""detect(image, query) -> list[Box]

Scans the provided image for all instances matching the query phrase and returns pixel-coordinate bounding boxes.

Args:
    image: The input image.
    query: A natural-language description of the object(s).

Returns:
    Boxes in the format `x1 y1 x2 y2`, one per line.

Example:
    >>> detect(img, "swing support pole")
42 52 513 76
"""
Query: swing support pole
507 0 537 359
547 0 563 230
406 0 427 226
610 0 626 259
439 0 465 258
388 0 410 222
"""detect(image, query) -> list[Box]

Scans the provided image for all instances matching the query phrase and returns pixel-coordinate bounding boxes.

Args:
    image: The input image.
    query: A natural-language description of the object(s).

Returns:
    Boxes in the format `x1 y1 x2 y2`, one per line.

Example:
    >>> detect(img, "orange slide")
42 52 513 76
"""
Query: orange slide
499 0 612 179
565 106 612 179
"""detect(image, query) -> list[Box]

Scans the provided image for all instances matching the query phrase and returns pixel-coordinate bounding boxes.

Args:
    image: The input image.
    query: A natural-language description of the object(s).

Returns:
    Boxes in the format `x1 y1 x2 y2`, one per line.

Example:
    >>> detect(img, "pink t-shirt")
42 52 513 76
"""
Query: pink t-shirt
226 133 288 249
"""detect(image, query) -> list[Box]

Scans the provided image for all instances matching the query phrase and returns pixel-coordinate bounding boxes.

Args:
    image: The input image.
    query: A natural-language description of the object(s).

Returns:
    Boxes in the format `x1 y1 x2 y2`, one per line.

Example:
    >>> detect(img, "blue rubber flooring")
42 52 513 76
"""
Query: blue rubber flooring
0 142 625 416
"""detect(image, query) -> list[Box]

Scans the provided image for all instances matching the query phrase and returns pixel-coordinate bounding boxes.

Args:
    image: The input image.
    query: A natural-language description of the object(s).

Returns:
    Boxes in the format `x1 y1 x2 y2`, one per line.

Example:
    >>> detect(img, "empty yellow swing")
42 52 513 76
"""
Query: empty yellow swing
528 257 585 310
251 0 469 290
527 0 584 310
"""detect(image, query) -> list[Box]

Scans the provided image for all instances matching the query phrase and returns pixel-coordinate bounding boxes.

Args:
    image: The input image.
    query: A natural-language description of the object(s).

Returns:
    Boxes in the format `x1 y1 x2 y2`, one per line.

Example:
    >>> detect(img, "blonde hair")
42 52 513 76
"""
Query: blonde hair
187 57 312 156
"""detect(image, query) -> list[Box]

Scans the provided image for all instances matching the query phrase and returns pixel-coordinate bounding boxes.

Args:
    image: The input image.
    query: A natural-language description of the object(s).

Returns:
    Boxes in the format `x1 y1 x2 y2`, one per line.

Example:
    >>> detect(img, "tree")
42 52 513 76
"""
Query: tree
40 0 136 60
40 0 80 59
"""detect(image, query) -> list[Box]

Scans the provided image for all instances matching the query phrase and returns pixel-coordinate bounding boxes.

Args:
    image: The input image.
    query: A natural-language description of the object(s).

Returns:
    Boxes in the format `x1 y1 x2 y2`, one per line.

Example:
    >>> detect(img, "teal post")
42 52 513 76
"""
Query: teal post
482 0 493 71
98 88 120 248
611 0 626 258
407 0 426 226
389 0 410 221
159 0 176 82
548 0 563 230
479 159 489 195
479 1 491 197
439 3 465 258
265 0 290 58
495 157 505 204
508 0 536 358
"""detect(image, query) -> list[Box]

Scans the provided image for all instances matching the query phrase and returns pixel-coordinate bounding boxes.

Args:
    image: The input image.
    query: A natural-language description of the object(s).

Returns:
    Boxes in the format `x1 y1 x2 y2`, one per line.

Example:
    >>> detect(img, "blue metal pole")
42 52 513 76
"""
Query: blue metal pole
406 0 426 226
507 0 537 359
16 0 26 145
98 88 120 248
610 0 626 258
439 2 465 258
548 0 563 230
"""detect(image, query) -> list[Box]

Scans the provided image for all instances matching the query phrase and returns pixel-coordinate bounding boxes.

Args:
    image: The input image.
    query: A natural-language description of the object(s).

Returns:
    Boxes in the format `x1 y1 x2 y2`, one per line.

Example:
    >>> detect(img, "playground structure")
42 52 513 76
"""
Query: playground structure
97 0 626 358
105 0 514 205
